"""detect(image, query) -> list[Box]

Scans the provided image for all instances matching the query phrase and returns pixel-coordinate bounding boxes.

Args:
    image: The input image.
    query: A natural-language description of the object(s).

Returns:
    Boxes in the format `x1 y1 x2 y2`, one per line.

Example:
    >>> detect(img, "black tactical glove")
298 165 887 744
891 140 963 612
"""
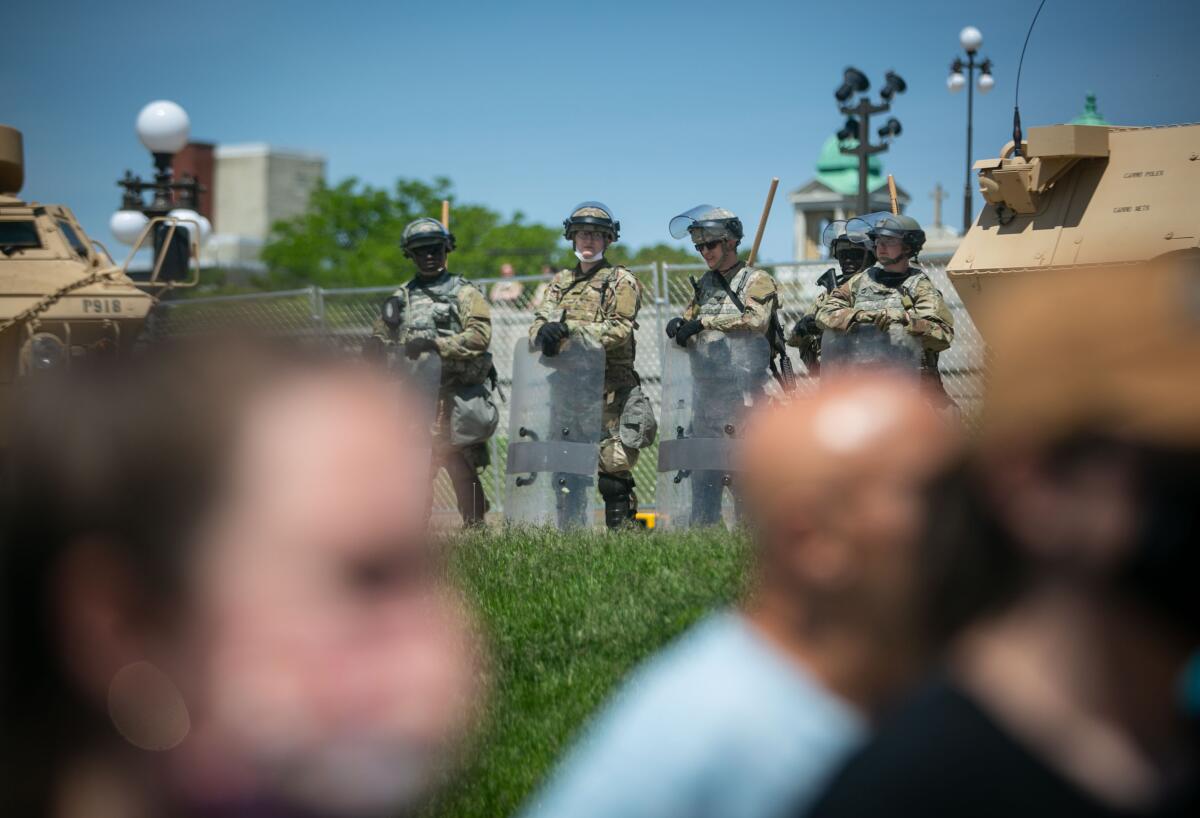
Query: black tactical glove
673 319 704 348
405 337 439 360
665 317 685 338
361 336 386 362
793 314 820 338
535 321 570 357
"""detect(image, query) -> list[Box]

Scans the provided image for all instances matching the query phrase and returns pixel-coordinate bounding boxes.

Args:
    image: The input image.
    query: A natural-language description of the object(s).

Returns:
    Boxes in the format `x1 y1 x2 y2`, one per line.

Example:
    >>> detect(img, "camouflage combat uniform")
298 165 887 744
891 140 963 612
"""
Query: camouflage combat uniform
786 286 834 373
529 259 651 507
682 262 780 337
816 264 954 392
679 262 780 526
372 271 495 513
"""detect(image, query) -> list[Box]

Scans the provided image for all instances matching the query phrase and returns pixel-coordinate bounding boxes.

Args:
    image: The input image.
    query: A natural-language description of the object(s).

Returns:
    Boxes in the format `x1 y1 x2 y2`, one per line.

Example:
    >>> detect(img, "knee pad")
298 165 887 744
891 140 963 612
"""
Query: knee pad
598 473 635 501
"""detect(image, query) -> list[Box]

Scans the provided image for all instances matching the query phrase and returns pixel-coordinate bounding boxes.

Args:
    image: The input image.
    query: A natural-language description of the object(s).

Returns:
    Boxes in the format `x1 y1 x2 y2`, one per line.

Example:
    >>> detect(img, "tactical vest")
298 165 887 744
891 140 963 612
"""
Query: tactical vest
692 265 757 323
397 272 491 386
551 264 637 373
849 266 935 373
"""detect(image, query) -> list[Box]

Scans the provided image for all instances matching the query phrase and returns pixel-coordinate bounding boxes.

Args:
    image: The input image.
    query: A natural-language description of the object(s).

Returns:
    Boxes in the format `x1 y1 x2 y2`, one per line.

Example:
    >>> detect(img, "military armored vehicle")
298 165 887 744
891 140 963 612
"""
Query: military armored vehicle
0 124 197 394
947 122 1200 338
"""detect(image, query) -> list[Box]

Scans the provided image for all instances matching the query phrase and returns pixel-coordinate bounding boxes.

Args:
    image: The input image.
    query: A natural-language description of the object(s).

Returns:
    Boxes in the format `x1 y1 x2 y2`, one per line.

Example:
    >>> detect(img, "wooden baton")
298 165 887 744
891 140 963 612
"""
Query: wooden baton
747 177 779 266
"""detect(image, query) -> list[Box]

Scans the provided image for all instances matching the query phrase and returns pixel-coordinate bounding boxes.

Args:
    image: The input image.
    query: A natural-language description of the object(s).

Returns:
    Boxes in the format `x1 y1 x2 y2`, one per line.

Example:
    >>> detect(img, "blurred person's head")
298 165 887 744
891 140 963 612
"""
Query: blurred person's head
737 374 962 710
500 262 515 277
924 262 1200 655
1 339 482 817
906 259 1200 809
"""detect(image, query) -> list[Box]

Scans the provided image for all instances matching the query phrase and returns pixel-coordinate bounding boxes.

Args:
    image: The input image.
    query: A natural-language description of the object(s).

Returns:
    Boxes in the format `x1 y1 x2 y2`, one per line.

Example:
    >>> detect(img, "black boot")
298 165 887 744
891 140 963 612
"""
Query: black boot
455 474 489 527
447 453 489 527
599 473 637 530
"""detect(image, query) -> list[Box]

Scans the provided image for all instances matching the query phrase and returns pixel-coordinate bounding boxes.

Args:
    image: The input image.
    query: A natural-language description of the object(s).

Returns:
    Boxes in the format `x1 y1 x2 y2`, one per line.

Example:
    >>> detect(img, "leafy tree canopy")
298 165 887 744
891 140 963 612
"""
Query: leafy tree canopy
261 177 699 288
261 177 564 288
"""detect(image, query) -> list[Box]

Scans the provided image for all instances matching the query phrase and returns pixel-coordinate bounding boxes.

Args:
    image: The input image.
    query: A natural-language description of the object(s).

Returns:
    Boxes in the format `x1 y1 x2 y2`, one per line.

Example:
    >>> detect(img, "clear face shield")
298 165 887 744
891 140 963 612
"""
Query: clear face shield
670 204 738 240
822 220 870 274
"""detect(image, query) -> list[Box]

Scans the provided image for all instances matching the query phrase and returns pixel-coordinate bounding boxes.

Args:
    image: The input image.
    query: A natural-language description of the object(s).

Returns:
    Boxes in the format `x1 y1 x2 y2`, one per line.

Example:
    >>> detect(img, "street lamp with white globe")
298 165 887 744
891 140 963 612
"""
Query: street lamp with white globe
112 101 206 283
948 26 995 232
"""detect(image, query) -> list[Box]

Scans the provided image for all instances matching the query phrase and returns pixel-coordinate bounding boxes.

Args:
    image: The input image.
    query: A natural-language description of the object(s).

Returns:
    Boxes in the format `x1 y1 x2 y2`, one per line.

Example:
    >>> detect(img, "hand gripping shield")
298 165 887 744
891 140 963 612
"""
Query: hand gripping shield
819 324 923 378
655 330 772 530
504 335 605 528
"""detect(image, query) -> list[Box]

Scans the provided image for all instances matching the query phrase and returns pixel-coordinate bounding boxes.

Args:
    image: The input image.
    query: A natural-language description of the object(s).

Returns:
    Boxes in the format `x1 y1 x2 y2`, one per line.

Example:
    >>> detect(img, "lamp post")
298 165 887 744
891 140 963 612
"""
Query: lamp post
947 26 994 233
834 68 906 217
110 101 209 279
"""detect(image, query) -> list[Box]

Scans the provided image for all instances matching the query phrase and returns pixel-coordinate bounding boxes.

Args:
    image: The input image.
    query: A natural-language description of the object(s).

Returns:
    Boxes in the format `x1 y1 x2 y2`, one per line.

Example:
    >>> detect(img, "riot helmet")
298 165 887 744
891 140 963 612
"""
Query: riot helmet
821 219 875 277
670 205 744 245
563 201 619 242
846 212 925 260
401 218 456 257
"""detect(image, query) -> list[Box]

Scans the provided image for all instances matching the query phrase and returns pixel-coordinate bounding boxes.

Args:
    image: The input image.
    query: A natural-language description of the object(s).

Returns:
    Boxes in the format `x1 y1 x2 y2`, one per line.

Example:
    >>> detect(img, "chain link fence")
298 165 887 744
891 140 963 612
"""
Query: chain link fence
148 256 982 522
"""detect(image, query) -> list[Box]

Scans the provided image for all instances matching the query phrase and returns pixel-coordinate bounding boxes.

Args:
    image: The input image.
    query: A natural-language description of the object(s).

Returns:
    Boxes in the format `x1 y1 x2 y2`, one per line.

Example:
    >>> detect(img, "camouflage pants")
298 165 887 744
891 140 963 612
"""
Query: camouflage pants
600 383 639 478
431 393 491 525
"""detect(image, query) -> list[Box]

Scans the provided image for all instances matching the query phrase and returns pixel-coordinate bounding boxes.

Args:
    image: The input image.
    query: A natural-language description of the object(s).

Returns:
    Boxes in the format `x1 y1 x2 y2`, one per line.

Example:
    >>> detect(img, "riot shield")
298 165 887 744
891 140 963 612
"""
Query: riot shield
819 325 923 378
505 335 605 528
395 350 443 423
656 330 772 530
393 350 442 474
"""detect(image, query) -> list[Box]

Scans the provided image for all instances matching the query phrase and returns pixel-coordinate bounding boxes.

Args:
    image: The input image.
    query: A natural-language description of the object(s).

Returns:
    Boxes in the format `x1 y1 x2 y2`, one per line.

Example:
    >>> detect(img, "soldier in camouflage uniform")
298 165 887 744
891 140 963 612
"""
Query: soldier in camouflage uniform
816 213 955 401
366 218 496 526
664 205 783 526
529 202 656 529
787 222 875 374
665 206 781 349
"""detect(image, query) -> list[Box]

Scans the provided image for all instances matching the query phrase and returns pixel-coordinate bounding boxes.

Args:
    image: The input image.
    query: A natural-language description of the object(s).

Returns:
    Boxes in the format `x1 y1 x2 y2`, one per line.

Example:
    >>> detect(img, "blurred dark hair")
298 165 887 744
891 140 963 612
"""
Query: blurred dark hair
919 435 1200 649
917 456 1027 649
0 336 352 813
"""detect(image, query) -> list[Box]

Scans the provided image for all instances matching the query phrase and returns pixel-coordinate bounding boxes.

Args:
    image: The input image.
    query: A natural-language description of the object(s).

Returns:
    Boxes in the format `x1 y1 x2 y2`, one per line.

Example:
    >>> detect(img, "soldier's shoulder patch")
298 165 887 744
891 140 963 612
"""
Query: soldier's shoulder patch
609 265 640 286
457 278 486 298
745 267 778 290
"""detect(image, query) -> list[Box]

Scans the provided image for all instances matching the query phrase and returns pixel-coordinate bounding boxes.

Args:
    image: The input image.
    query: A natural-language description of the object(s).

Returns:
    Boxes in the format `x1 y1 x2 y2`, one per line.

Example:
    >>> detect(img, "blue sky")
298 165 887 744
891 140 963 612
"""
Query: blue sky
4 0 1198 265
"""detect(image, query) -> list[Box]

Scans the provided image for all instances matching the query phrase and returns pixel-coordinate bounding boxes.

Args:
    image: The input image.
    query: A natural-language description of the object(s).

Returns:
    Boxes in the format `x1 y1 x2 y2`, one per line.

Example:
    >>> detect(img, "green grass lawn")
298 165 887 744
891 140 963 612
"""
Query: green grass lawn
424 526 752 818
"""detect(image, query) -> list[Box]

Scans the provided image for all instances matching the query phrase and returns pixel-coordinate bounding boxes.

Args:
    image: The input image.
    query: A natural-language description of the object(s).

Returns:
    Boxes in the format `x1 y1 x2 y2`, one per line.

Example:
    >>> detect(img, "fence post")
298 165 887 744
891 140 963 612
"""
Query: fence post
490 435 503 516
659 261 671 386
308 285 326 327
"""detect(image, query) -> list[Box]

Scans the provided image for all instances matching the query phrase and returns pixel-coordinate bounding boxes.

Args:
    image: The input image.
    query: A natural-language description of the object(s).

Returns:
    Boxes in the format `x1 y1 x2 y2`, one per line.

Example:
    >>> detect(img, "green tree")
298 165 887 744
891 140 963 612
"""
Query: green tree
607 241 695 268
261 177 563 288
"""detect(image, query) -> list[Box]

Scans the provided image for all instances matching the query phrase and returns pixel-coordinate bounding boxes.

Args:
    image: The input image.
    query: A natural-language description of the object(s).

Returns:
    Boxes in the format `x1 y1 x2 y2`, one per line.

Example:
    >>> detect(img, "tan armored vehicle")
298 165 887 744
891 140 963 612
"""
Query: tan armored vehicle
947 122 1200 337
0 124 197 391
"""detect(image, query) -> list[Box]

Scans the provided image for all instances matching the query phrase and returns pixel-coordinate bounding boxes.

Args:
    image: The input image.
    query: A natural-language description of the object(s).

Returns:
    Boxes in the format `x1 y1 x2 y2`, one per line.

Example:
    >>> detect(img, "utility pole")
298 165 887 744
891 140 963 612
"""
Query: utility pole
833 68 906 217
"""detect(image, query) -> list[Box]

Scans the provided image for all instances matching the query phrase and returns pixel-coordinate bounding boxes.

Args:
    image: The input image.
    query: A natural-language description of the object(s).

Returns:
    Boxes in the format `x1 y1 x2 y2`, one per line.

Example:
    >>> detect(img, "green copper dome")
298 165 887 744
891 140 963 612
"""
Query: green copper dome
815 135 885 196
1069 92 1109 127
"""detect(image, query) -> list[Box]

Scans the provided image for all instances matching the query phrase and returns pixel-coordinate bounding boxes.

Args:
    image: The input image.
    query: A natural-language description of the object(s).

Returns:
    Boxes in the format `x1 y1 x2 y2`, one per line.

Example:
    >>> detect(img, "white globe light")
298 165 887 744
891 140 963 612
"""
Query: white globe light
167 208 211 245
978 73 995 94
136 100 190 154
947 72 966 93
960 26 983 52
110 209 149 245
